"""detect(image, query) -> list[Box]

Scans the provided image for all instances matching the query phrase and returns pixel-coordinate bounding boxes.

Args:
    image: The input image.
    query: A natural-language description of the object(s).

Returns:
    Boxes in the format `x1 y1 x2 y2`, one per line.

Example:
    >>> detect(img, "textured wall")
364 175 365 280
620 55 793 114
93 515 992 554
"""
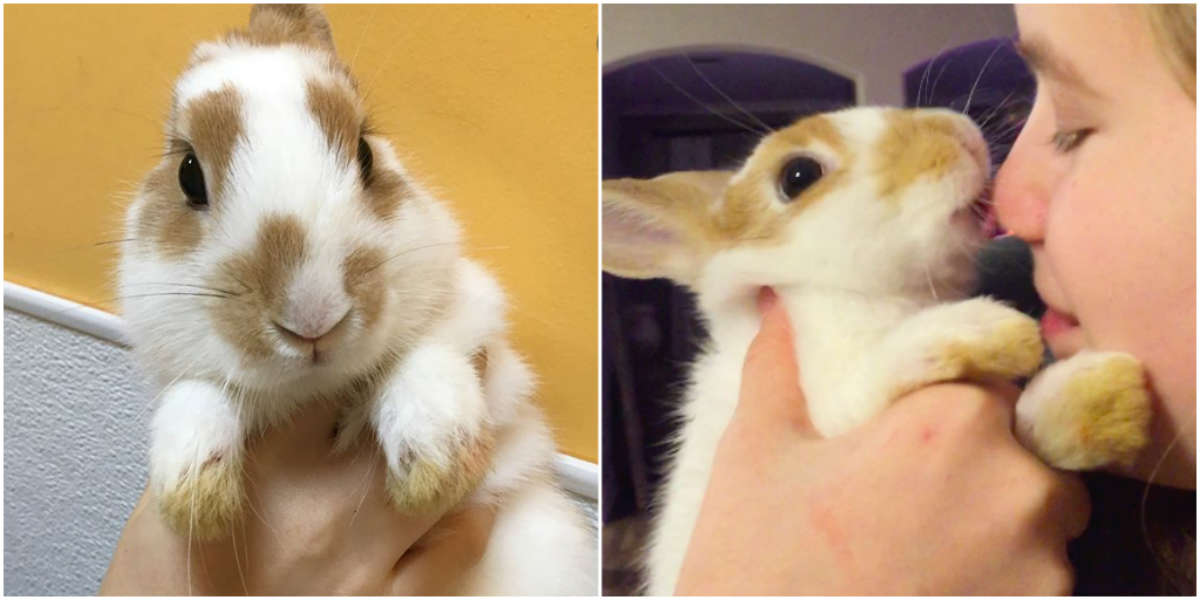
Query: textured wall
4 308 597 595
4 309 150 595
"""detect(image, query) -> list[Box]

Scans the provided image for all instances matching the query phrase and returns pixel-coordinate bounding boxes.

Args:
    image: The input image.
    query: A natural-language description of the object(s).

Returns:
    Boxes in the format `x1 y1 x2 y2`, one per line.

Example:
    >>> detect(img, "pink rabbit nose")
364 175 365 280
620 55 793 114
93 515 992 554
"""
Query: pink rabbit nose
273 308 350 345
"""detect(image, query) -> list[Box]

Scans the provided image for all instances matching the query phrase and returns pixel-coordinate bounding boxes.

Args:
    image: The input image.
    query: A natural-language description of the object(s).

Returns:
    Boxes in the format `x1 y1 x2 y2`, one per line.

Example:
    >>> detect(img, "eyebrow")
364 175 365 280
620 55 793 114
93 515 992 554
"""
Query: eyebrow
1014 36 1102 97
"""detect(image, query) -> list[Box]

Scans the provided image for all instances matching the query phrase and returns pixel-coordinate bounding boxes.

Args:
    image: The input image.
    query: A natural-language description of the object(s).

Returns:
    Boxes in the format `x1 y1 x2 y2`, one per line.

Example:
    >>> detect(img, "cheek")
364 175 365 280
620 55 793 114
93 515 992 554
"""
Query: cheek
1045 141 1149 340
1046 138 1195 411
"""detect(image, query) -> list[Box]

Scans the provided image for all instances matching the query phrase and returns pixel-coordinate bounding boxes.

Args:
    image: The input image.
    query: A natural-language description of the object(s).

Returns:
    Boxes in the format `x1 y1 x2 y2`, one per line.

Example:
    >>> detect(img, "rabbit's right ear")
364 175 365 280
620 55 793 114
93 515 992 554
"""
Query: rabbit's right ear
602 171 731 286
246 4 336 52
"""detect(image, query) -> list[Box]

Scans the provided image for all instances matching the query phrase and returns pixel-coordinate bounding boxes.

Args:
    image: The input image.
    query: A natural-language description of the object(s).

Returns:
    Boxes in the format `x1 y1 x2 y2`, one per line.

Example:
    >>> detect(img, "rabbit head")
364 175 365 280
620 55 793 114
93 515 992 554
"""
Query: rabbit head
603 107 992 304
119 5 460 394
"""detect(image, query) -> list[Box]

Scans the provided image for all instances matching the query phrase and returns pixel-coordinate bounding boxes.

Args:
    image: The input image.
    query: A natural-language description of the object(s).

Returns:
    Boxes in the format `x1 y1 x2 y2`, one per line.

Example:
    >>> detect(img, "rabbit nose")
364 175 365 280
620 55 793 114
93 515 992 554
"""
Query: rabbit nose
946 115 991 172
273 307 350 344
276 260 355 347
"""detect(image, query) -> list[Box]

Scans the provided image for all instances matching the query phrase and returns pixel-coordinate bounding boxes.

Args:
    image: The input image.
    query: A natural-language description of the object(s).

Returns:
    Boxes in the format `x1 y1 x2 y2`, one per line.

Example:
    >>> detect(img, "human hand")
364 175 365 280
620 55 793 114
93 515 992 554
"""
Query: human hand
674 287 1090 595
100 402 496 595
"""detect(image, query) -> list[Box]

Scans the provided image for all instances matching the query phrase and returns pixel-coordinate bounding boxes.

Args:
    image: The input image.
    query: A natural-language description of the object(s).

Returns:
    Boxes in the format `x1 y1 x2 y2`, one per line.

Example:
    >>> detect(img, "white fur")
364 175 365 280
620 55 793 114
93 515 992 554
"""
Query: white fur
149 379 241 493
121 12 594 594
373 342 487 473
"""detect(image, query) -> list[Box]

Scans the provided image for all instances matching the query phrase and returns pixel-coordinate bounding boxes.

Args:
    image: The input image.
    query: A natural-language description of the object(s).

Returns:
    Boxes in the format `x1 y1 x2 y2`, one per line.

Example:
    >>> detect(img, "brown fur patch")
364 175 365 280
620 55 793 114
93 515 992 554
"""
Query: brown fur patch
875 111 963 199
306 79 361 160
185 86 244 200
715 114 849 244
342 245 387 330
360 155 413 220
237 4 335 51
135 158 204 259
158 452 245 540
210 215 309 360
217 5 356 86
1051 355 1150 469
135 86 242 260
471 347 489 379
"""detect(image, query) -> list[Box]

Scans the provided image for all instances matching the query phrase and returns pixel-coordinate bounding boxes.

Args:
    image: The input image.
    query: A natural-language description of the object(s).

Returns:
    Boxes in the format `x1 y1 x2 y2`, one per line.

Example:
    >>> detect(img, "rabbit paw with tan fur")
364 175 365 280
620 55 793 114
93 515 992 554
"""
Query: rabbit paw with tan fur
1015 351 1151 470
373 342 493 513
149 380 245 540
881 297 1045 397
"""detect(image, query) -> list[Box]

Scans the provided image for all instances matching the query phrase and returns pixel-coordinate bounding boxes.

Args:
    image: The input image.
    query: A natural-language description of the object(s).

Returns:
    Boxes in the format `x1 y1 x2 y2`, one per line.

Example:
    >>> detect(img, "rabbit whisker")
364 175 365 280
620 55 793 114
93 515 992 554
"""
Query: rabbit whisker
650 63 771 137
928 58 953 106
684 54 775 134
923 262 941 302
124 282 245 297
115 292 246 303
362 241 460 274
963 42 1006 117
92 238 138 247
347 446 381 531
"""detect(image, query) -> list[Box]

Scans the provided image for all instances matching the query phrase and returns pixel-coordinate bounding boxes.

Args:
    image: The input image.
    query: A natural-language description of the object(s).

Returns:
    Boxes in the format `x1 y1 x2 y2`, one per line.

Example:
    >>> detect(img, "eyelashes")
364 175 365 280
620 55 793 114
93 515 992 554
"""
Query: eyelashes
1049 128 1094 153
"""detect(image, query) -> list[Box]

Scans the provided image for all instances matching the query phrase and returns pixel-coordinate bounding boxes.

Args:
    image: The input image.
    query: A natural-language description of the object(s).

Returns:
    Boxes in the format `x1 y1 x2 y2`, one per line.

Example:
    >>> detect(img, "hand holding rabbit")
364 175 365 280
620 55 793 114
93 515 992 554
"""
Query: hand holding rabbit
675 289 1090 595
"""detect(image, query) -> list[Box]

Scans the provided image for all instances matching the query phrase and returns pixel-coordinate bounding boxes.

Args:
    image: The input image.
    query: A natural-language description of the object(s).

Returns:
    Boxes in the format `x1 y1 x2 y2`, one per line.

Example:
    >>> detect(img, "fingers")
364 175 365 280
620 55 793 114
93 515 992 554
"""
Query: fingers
736 287 819 438
388 504 499 595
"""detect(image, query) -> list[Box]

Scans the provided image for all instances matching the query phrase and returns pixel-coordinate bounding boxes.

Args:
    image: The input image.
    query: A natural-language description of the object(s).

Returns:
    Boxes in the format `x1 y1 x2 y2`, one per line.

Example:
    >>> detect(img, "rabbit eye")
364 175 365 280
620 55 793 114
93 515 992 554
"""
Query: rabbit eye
357 137 374 186
777 156 823 202
178 153 208 209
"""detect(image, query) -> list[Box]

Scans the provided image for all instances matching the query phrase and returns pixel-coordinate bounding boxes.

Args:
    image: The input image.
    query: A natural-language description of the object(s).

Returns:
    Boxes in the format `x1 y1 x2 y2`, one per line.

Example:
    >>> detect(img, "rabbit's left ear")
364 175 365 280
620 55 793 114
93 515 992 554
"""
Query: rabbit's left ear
602 170 731 286
246 4 336 53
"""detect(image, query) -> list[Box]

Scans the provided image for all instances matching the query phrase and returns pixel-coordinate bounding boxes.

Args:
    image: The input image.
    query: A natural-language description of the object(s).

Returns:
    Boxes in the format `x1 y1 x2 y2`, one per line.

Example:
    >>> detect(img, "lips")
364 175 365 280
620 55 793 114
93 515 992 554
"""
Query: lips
1040 306 1079 338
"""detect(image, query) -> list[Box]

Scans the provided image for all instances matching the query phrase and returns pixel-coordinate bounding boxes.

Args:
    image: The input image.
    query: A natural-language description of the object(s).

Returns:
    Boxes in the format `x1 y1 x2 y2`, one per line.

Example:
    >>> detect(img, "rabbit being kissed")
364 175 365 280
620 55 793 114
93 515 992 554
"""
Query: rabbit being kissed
118 5 594 594
602 106 1152 594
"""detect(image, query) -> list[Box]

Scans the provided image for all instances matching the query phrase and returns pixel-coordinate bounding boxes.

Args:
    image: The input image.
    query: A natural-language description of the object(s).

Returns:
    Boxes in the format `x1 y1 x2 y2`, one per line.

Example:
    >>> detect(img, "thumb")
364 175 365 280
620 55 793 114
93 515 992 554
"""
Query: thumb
736 287 819 438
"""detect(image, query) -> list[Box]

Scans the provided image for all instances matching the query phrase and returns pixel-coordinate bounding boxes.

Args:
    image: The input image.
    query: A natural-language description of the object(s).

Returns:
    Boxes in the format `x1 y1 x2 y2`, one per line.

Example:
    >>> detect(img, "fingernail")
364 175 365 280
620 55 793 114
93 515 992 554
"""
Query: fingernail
756 286 777 314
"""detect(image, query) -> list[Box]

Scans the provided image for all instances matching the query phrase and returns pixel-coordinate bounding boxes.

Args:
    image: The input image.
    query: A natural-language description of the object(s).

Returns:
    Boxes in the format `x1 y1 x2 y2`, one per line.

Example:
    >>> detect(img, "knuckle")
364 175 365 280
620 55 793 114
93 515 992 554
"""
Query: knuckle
932 384 999 429
1016 469 1058 517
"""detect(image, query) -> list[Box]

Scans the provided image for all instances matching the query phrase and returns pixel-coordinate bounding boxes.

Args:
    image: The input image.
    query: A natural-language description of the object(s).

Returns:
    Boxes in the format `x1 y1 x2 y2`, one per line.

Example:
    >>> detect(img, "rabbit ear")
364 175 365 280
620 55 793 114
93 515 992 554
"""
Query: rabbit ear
602 171 731 285
246 4 336 52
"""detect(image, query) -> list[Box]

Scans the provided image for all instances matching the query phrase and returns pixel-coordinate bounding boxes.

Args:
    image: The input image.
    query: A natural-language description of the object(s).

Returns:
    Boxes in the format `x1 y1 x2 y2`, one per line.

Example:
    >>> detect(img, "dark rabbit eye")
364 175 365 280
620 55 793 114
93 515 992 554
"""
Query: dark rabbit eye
178 153 208 209
357 137 374 186
777 156 824 202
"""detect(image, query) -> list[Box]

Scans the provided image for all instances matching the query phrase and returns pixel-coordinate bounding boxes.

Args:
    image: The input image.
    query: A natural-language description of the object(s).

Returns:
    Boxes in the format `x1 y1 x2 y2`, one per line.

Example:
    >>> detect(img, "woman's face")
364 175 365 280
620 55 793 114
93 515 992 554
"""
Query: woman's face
995 5 1195 488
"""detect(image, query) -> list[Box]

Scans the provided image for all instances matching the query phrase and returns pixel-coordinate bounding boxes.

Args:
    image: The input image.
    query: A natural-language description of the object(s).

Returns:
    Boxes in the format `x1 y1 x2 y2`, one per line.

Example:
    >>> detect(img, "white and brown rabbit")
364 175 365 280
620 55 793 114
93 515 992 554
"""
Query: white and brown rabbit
118 5 595 594
602 106 1151 594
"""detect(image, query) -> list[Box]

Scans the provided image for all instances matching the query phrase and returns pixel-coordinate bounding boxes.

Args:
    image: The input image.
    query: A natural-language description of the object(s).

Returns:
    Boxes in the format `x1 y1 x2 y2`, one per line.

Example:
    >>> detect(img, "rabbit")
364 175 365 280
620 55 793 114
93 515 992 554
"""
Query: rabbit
117 5 595 595
601 106 1152 594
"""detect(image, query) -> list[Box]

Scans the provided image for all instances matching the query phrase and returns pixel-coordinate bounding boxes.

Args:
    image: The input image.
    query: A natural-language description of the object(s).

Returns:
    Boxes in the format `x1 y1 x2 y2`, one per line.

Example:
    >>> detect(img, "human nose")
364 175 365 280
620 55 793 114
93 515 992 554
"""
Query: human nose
993 102 1054 244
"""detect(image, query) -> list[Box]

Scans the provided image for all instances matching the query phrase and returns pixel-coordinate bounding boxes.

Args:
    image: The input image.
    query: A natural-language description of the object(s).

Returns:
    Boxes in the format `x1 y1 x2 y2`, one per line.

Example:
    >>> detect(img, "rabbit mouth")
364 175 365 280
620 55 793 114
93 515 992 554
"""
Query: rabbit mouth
970 184 1000 238
951 182 997 238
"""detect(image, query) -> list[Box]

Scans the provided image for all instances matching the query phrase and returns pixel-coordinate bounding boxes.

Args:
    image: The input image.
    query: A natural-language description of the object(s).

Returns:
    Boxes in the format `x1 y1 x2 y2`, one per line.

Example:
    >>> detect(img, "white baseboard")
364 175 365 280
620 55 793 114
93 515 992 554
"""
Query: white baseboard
3 280 599 500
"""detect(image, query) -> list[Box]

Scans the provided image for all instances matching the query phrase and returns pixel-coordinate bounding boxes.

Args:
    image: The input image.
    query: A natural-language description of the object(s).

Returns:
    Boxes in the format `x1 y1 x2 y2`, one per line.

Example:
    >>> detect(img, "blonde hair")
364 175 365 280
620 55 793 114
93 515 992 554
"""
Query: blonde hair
1143 4 1196 101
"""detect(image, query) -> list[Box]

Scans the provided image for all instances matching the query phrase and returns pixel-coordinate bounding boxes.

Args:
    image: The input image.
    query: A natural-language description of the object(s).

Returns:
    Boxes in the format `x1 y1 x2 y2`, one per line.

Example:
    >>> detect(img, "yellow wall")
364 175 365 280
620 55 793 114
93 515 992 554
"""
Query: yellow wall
4 5 598 462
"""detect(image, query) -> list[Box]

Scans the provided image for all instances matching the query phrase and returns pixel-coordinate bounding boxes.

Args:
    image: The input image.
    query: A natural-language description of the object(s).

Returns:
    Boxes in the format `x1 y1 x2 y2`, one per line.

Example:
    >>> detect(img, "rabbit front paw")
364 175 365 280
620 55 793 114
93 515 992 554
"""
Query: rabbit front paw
889 298 1044 388
373 343 492 512
384 430 495 512
149 380 244 539
1015 351 1151 470
158 453 245 539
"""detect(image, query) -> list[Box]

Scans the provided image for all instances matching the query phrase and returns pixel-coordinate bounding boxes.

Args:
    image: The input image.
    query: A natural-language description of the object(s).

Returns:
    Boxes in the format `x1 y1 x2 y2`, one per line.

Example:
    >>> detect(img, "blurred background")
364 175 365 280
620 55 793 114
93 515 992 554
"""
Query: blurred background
600 4 1041 594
